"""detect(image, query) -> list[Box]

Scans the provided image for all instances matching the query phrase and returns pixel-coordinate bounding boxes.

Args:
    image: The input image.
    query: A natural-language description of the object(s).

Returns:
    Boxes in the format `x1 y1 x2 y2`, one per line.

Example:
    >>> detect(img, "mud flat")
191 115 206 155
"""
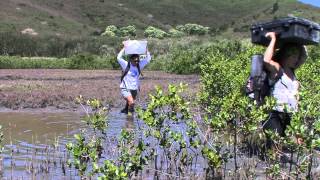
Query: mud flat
0 69 199 111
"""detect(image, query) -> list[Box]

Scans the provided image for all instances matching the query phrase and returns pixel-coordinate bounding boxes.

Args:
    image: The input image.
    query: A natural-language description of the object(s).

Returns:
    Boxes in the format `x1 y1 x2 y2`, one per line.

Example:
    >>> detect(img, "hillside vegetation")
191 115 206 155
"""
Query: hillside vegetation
1 0 320 38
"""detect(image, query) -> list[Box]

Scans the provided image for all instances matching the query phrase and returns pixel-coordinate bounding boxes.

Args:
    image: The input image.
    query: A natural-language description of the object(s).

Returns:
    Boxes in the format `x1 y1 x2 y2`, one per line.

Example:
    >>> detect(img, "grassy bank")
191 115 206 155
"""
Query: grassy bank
0 55 117 69
0 35 215 71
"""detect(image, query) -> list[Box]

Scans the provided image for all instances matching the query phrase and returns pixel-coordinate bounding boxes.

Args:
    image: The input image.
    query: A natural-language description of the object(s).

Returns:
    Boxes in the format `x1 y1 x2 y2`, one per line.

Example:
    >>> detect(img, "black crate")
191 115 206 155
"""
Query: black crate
251 17 320 46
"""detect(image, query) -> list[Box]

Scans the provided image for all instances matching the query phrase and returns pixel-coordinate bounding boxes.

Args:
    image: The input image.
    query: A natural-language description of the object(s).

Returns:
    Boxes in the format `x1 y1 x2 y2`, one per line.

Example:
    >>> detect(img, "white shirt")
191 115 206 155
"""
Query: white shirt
271 72 299 112
117 49 151 90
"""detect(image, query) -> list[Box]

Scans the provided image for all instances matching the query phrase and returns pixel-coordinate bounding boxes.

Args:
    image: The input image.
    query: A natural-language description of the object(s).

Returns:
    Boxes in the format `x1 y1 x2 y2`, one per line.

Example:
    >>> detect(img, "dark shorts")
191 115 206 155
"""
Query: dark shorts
120 88 138 99
262 111 292 137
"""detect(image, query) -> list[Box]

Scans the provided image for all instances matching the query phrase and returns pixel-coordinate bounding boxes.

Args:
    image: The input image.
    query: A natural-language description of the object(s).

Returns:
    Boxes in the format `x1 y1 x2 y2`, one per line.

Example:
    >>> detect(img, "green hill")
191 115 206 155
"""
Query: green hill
1 0 320 38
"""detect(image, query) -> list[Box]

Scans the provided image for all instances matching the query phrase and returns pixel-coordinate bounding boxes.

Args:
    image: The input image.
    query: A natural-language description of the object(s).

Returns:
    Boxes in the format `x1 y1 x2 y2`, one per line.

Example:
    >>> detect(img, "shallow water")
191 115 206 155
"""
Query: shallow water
2 110 319 179
0 109 132 179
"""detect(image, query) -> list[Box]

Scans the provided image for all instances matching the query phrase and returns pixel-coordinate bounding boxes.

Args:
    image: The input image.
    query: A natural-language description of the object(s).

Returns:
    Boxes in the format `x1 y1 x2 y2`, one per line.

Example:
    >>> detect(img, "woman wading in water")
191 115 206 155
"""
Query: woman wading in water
117 46 151 115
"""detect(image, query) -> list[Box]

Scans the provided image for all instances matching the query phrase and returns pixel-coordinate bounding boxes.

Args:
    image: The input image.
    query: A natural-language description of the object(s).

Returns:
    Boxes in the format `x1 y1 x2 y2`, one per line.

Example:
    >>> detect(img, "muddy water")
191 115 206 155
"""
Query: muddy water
0 110 133 179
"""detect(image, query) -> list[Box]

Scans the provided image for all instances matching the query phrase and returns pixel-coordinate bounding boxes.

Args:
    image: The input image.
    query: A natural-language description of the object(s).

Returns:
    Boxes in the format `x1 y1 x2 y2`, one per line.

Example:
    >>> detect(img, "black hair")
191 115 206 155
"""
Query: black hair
273 43 302 63
129 54 139 60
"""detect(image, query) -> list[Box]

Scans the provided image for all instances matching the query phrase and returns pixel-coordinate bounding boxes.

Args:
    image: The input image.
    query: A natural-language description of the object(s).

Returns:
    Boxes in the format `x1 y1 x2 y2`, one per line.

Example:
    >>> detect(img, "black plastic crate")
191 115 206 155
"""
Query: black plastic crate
251 17 320 46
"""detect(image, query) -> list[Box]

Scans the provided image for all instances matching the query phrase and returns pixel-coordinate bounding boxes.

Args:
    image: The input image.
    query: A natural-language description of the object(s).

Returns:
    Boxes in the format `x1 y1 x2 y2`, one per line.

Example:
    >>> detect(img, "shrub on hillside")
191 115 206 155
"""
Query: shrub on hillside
144 26 167 39
101 25 136 37
176 23 209 35
101 25 118 37
175 25 185 32
119 25 136 37
168 28 185 38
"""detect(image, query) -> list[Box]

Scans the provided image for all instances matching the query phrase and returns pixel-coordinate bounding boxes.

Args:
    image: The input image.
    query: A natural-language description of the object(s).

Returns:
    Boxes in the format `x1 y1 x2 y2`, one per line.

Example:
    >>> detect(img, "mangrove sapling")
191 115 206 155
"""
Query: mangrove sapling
66 132 102 176
137 84 201 177
200 69 276 178
285 91 320 179
260 89 320 179
207 91 270 176
199 112 228 178
76 95 109 135
65 100 106 179
116 129 148 178
95 129 149 179
68 96 149 179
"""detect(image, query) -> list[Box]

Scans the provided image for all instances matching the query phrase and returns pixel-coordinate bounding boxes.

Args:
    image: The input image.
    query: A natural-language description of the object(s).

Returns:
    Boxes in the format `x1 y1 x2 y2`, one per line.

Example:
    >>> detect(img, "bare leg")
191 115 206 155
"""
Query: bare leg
121 90 138 114
127 95 135 113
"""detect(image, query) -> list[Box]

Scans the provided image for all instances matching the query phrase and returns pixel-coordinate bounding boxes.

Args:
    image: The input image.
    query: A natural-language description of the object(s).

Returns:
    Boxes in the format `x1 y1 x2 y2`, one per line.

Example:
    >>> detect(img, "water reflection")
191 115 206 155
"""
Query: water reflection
0 109 143 179
0 111 83 179
1 112 81 145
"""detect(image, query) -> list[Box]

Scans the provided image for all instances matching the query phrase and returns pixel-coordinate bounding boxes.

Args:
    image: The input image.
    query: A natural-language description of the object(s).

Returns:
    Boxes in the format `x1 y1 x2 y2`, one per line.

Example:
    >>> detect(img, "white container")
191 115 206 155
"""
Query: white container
123 40 147 55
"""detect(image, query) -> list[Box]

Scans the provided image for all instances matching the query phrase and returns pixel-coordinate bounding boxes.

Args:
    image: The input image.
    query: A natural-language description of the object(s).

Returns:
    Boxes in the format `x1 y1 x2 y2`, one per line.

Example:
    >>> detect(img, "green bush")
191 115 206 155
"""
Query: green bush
101 25 136 37
146 54 169 71
166 47 202 74
164 40 249 74
144 26 167 39
0 56 69 69
176 23 210 35
168 28 185 37
199 42 257 104
68 53 117 69
175 25 186 33
0 54 117 69
101 30 116 37
101 25 118 37
119 25 136 37
68 53 91 69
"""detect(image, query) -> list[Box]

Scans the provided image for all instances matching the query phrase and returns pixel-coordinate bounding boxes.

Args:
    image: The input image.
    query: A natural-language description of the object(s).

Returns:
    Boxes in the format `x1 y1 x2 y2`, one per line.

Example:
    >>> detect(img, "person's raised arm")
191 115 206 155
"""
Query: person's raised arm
263 32 281 77
139 49 151 69
117 48 128 70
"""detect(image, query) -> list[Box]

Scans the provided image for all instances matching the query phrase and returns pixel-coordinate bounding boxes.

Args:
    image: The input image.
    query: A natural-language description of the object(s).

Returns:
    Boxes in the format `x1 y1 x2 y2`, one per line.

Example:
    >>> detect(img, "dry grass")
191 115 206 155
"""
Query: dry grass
0 69 200 110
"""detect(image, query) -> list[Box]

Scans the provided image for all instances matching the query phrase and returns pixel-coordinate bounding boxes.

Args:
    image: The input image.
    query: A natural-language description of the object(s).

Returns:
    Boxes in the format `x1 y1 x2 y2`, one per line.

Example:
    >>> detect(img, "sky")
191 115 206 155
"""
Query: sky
299 0 320 7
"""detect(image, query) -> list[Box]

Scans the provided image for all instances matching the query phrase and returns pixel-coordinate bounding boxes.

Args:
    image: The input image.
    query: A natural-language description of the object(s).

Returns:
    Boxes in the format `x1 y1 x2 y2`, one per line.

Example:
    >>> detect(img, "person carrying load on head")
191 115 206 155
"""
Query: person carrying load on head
117 40 151 115
262 32 307 146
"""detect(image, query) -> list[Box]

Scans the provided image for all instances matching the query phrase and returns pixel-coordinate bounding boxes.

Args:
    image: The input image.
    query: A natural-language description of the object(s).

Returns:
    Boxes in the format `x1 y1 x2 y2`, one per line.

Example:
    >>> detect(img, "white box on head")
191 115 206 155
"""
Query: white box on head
123 40 147 55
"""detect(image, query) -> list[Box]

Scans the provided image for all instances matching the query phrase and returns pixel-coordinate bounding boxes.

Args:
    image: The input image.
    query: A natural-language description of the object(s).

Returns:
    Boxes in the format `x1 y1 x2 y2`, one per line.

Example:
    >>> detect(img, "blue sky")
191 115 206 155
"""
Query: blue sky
299 0 320 7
